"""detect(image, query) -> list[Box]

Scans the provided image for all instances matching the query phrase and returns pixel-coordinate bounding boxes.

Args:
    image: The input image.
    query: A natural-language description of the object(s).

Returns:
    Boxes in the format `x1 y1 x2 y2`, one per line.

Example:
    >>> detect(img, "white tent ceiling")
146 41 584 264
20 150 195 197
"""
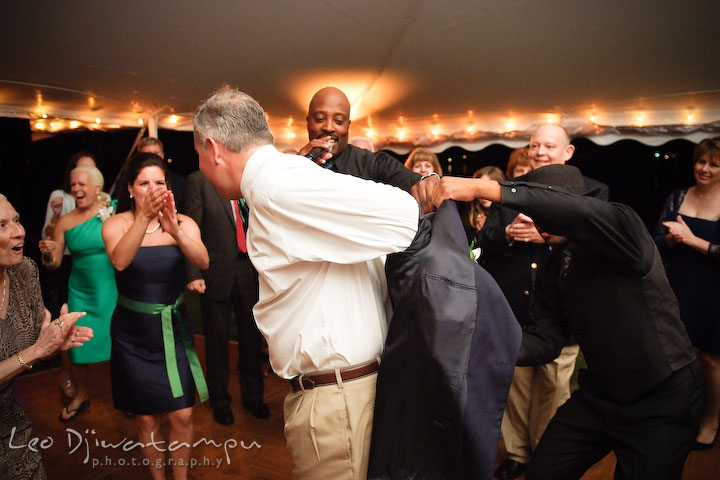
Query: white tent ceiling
1 0 719 152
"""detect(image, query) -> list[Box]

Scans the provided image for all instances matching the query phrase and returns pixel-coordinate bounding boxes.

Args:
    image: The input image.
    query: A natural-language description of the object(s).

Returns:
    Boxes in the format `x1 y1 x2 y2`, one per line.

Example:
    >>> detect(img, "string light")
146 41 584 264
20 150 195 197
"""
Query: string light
685 107 695 124
431 113 440 137
22 103 715 142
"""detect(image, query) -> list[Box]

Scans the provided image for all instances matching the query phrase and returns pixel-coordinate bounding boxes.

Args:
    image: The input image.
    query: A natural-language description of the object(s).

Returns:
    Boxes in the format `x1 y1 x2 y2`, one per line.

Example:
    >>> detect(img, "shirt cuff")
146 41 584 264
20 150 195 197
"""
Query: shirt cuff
499 181 529 211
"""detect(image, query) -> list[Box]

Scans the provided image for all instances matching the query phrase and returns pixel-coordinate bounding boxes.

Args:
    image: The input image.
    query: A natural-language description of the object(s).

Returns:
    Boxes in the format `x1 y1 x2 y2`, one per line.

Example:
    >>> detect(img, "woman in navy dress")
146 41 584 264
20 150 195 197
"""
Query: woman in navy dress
655 138 720 450
102 153 208 480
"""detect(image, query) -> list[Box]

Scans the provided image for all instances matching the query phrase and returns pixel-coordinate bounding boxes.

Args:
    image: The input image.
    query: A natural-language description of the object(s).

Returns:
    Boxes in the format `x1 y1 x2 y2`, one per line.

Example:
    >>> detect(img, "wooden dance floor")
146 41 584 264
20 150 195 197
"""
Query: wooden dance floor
13 338 719 479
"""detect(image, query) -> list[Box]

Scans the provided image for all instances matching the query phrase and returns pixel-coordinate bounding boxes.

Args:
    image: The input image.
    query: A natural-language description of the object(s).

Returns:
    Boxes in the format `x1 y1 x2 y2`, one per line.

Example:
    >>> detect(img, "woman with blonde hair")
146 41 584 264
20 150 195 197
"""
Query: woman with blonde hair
404 147 443 176
38 165 116 422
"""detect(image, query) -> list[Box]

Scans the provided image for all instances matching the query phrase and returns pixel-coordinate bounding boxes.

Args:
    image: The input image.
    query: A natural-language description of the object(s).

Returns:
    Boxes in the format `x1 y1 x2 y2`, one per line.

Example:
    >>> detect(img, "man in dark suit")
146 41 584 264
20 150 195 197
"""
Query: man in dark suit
185 170 268 424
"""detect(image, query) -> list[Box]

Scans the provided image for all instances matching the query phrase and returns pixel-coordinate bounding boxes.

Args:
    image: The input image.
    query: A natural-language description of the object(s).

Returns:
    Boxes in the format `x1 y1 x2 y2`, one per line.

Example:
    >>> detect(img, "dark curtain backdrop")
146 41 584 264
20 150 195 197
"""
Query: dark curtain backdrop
0 121 697 264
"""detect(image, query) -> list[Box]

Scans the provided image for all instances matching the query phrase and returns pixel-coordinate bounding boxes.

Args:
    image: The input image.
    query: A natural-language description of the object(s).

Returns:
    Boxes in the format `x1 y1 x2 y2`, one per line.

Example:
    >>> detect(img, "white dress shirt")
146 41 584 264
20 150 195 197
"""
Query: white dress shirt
241 145 419 378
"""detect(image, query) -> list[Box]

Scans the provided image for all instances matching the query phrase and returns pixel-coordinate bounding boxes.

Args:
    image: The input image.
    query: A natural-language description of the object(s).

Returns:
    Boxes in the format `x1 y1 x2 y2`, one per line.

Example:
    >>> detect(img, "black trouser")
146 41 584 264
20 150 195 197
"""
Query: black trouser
526 361 704 480
201 257 265 410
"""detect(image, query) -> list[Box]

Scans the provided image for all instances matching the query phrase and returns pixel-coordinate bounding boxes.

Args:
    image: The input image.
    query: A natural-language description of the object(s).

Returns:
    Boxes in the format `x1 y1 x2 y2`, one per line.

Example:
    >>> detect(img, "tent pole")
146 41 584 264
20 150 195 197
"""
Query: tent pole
148 115 158 138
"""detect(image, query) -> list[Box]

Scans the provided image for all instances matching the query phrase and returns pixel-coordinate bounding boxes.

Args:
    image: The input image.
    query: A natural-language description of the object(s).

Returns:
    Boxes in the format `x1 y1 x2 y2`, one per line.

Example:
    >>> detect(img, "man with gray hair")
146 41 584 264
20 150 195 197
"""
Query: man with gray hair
193 87 420 479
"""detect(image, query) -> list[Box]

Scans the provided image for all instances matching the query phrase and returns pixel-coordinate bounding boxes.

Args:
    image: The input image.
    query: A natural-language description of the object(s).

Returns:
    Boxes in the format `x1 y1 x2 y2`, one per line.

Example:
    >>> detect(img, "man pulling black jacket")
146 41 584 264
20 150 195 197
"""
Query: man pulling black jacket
432 164 703 480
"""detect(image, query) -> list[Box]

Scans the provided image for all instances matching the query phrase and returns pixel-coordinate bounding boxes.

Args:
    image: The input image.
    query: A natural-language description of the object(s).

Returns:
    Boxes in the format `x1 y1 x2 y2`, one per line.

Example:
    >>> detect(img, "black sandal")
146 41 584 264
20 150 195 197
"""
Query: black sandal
59 400 90 422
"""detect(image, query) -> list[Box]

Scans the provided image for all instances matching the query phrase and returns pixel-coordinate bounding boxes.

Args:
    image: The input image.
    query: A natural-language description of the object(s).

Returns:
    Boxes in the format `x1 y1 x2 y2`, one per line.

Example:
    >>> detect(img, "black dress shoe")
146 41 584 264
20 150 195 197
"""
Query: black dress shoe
213 406 235 426
243 402 270 419
494 458 527 480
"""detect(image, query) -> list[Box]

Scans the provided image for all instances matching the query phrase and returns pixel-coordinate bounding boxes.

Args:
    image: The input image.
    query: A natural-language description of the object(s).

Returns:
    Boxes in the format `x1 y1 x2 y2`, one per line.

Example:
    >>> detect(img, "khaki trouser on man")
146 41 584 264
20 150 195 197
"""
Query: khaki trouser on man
284 370 377 480
502 344 580 463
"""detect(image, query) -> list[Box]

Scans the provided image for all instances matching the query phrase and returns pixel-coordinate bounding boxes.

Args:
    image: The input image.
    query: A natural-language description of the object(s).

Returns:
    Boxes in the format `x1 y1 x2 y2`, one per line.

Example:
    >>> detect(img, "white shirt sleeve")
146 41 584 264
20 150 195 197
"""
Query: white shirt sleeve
244 147 419 266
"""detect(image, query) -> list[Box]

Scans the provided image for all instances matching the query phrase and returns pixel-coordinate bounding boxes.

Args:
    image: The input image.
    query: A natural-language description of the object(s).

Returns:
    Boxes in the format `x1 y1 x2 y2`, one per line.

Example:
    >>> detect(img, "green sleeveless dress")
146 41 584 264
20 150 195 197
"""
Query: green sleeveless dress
65 214 117 363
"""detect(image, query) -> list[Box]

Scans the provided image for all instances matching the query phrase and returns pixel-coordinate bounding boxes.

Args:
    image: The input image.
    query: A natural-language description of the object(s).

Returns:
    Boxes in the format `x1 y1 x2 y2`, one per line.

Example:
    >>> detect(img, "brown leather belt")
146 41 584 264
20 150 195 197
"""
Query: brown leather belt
289 359 380 391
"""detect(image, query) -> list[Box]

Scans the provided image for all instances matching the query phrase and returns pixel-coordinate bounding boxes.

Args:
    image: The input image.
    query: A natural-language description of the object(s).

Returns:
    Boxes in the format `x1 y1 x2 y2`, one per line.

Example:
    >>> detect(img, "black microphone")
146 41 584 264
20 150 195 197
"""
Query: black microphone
304 146 329 161
304 145 337 171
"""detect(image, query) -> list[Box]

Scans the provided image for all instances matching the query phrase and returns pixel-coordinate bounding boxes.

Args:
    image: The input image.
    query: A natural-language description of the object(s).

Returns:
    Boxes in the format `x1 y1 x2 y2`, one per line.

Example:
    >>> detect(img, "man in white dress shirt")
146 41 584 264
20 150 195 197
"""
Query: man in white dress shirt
193 87 420 479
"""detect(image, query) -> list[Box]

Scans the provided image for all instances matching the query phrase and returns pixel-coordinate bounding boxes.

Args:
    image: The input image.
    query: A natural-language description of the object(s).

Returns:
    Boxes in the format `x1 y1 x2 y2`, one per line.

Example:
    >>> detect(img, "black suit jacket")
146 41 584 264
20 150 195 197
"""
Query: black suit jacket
478 203 549 326
369 201 521 480
334 144 420 193
185 171 253 301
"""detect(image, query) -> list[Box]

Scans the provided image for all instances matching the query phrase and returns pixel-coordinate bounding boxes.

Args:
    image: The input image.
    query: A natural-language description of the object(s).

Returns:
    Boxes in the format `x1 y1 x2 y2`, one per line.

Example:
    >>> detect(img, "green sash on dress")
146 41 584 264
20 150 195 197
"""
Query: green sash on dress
117 293 208 402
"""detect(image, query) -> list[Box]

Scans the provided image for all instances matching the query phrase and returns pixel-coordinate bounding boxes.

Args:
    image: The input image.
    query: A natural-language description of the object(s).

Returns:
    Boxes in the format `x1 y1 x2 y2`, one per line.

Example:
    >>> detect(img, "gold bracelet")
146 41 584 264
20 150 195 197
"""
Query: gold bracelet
16 353 33 371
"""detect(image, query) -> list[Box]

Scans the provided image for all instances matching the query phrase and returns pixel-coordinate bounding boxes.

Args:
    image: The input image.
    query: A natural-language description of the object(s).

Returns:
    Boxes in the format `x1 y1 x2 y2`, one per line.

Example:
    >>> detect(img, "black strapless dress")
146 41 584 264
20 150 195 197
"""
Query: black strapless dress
111 246 198 414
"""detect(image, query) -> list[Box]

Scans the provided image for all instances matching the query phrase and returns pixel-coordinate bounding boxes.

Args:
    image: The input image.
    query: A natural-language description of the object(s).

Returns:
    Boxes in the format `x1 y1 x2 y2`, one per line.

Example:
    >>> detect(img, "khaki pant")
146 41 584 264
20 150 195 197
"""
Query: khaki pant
502 344 580 463
283 372 377 480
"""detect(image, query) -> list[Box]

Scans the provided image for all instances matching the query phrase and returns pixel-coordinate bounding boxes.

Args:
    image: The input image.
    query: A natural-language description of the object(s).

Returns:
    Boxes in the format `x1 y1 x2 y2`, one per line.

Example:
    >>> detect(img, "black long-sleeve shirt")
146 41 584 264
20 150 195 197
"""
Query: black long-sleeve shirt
334 145 420 193
501 180 695 404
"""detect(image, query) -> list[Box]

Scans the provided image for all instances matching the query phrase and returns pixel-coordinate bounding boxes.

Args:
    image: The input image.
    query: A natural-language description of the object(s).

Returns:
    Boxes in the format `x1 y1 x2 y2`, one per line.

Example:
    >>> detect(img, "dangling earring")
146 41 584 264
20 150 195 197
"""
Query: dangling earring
129 194 133 199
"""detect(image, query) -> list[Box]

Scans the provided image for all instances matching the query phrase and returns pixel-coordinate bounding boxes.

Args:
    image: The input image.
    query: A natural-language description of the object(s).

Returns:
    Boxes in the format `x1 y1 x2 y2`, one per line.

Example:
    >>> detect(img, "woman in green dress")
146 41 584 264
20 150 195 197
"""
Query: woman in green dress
38 165 117 421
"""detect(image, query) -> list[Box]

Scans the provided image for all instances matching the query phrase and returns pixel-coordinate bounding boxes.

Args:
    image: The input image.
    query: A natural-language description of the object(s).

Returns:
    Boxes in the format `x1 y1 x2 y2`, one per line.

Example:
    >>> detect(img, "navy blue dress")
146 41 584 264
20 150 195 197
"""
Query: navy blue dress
655 189 720 354
111 246 196 414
